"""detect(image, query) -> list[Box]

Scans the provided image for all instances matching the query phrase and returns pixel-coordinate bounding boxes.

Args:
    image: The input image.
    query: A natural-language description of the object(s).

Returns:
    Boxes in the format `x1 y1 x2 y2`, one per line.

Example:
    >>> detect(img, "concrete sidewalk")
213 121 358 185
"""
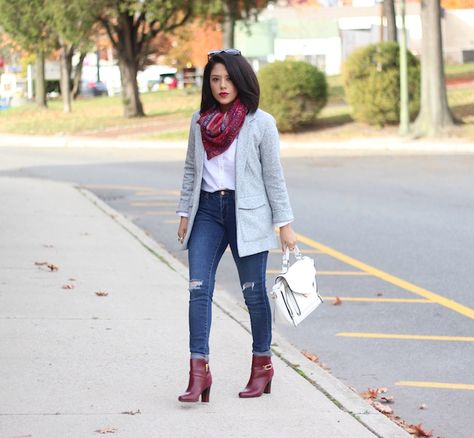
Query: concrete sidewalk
0 176 410 438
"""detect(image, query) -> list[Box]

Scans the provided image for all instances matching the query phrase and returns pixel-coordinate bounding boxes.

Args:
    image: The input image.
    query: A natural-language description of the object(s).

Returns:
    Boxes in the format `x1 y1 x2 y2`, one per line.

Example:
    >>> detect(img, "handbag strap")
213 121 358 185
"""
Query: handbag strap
281 245 303 273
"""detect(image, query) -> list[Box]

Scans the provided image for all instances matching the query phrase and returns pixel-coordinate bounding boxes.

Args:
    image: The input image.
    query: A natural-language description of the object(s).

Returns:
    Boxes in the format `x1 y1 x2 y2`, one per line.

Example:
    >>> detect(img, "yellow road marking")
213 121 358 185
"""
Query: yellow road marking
131 202 176 207
396 381 474 390
337 332 474 342
144 211 176 216
266 269 370 275
82 183 153 191
269 248 324 254
317 271 370 276
135 191 179 197
296 232 474 320
322 297 433 303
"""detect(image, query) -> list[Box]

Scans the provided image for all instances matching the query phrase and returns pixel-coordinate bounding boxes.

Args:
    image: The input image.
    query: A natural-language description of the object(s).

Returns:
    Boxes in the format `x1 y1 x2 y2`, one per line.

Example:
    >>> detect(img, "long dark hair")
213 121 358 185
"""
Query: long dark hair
200 52 260 114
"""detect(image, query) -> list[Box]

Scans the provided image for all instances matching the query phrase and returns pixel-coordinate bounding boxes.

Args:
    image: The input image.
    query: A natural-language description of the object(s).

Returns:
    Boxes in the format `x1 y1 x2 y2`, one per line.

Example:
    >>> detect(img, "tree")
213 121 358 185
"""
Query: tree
413 0 454 137
383 0 397 42
0 0 55 107
218 0 271 48
47 0 97 112
96 0 195 118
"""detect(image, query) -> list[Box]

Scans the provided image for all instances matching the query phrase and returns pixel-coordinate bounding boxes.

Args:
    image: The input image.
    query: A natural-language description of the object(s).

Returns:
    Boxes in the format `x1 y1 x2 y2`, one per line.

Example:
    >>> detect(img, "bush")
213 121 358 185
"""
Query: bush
258 60 327 132
342 42 420 126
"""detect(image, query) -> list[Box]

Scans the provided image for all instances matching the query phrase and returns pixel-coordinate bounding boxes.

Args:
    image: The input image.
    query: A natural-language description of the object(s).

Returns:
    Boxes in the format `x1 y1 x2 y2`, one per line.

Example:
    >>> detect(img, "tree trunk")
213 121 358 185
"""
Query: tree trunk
72 51 87 99
384 0 397 42
413 0 453 137
222 1 235 49
59 42 74 113
114 12 145 118
35 50 47 108
118 58 144 118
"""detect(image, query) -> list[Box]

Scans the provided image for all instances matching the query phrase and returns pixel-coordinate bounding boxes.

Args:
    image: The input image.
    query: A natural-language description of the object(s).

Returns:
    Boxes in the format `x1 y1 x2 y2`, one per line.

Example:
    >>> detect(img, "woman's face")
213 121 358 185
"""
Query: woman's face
210 62 238 112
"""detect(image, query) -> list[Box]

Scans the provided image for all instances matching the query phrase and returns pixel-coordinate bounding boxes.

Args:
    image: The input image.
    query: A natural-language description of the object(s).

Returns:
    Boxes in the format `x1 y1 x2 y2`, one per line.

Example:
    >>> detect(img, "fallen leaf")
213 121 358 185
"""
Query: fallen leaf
95 290 109 297
35 261 59 271
380 395 394 403
121 409 141 415
62 284 75 290
333 296 342 305
302 351 319 362
419 403 427 410
95 427 117 434
372 401 393 414
361 388 380 399
408 423 433 437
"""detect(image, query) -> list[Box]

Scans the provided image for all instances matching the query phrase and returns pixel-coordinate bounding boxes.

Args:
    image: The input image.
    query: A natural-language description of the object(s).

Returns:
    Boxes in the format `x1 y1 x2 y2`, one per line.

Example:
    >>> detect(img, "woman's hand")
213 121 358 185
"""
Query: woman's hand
177 217 188 244
279 223 297 252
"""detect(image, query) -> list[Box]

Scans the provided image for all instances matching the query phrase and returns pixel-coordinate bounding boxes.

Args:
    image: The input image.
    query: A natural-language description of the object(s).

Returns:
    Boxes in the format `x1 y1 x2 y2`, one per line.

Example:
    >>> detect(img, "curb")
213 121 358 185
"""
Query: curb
78 185 411 438
1 133 473 154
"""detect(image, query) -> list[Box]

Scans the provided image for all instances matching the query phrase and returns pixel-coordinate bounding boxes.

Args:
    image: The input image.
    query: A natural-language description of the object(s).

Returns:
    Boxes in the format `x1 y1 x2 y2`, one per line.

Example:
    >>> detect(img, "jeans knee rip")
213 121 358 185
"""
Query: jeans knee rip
189 279 203 291
242 282 255 292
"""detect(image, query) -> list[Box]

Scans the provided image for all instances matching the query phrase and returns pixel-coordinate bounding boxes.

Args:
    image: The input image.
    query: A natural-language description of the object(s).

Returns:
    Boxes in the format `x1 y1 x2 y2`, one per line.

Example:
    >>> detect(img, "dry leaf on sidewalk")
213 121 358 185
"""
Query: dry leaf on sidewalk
302 351 319 362
34 261 59 271
95 290 109 297
380 395 394 403
361 388 380 399
407 423 433 437
95 427 117 434
62 284 75 290
121 409 141 415
372 401 393 414
333 296 342 305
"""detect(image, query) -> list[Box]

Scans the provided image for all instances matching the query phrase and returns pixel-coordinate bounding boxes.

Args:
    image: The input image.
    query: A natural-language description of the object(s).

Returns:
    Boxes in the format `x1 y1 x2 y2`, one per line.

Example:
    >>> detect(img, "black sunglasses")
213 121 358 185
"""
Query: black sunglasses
208 48 241 60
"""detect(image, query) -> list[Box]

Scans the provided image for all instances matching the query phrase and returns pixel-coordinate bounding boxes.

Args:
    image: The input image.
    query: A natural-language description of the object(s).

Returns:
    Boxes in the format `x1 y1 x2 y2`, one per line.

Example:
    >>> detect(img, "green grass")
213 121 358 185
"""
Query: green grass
445 62 474 79
141 130 189 141
326 74 345 104
0 89 199 135
1 72 473 141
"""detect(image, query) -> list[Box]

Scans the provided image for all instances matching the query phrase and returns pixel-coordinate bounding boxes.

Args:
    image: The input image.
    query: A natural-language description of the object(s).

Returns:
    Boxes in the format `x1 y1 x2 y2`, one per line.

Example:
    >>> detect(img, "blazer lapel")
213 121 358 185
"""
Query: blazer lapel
194 123 204 181
235 112 256 191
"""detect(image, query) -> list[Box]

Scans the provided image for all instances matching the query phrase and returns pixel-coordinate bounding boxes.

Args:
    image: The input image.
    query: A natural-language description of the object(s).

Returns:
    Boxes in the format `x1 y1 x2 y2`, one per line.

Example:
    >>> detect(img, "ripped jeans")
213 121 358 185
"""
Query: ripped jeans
187 190 271 358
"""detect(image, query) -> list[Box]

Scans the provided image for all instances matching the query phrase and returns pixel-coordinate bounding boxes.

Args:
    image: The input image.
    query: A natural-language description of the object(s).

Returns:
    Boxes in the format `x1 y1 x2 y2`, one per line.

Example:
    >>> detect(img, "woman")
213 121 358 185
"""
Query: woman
176 49 296 403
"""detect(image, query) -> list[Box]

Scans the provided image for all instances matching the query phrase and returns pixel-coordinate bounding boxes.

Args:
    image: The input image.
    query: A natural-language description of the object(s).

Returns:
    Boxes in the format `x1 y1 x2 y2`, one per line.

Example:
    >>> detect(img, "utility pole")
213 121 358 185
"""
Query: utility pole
399 0 410 135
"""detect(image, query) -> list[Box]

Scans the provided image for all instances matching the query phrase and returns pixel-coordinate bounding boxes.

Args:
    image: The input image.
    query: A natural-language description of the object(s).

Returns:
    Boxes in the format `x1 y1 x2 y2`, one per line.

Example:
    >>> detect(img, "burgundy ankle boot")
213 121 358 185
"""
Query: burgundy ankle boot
178 359 212 403
239 355 274 398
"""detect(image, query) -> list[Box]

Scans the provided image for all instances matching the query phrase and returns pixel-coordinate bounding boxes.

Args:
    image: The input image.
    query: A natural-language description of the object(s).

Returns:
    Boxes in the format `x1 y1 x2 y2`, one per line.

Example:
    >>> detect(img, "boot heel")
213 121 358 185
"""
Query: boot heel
264 379 272 394
201 385 211 402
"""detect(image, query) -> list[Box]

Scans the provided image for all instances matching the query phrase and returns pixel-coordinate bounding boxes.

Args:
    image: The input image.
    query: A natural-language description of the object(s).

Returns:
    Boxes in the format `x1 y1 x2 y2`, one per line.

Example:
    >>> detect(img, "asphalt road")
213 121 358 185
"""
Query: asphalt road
1 146 473 438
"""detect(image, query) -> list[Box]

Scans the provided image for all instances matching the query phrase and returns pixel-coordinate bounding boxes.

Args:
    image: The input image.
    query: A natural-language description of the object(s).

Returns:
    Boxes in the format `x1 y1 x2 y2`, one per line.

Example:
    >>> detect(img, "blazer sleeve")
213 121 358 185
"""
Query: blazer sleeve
177 112 198 215
259 115 294 224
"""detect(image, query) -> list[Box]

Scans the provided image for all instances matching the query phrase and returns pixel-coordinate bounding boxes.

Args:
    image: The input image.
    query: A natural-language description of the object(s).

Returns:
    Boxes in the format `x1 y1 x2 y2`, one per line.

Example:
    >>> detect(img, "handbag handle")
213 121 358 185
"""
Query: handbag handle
281 245 303 273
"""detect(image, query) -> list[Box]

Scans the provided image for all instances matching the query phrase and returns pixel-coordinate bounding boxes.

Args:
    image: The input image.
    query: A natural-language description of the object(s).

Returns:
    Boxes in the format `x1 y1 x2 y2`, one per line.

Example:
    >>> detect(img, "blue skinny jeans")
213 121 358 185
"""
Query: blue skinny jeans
187 190 272 358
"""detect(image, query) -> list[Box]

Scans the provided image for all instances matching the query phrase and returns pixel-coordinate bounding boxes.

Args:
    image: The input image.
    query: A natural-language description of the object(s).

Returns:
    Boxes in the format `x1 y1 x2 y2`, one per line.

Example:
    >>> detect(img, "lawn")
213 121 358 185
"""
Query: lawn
0 89 200 135
1 65 473 141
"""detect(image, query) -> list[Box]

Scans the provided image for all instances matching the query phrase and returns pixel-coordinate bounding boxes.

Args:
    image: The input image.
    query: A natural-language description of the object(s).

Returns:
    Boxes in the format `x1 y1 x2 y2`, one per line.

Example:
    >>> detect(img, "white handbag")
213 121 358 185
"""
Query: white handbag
270 246 323 327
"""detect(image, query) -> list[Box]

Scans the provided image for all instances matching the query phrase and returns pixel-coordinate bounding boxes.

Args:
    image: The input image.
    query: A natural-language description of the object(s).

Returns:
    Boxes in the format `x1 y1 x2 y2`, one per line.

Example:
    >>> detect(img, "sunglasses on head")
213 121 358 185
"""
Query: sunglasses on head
208 48 241 60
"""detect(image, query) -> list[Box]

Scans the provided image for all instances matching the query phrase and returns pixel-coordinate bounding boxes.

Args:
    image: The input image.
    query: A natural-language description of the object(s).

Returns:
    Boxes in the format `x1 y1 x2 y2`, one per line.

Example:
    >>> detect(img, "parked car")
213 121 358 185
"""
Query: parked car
81 80 108 97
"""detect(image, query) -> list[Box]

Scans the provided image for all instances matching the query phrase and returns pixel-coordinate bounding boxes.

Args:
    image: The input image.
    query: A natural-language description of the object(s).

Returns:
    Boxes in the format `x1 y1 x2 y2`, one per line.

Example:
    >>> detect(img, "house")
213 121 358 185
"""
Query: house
235 2 474 75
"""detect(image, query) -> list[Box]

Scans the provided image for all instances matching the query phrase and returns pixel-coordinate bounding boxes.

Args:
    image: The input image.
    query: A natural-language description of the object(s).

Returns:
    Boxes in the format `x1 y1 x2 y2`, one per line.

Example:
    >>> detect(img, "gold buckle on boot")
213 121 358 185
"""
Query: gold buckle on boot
262 364 273 370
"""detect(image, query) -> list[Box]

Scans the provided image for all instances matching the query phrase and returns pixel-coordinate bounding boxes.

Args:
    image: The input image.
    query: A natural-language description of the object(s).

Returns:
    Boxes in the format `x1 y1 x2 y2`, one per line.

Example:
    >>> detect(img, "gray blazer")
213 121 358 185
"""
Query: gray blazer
177 108 294 257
